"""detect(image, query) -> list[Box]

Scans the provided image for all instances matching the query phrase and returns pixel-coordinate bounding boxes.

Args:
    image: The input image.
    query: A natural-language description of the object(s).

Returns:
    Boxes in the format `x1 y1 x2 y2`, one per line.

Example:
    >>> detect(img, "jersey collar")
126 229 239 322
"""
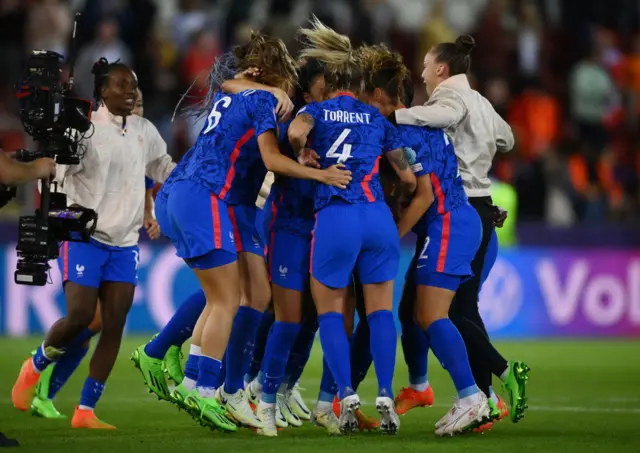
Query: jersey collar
335 91 357 99
94 103 128 134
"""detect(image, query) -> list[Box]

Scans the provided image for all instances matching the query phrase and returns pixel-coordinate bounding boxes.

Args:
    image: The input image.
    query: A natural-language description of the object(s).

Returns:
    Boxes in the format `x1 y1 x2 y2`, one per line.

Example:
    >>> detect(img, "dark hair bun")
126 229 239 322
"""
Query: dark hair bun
454 35 475 55
91 57 110 75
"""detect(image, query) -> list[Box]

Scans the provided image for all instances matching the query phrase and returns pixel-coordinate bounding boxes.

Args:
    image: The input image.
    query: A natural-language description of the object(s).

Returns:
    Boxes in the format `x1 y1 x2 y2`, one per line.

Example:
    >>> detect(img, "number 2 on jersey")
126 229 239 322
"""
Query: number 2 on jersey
203 96 232 134
418 236 430 261
326 128 353 164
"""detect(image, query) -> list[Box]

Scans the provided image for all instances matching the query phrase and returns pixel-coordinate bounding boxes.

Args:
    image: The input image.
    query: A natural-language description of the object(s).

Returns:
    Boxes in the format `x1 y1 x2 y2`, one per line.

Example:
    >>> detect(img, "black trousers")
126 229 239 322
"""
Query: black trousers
449 197 508 395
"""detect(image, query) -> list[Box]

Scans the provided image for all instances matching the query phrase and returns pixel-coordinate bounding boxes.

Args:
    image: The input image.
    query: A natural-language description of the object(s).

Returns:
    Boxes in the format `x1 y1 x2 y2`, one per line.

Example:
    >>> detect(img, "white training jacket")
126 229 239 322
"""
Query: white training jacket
55 104 176 247
395 74 514 198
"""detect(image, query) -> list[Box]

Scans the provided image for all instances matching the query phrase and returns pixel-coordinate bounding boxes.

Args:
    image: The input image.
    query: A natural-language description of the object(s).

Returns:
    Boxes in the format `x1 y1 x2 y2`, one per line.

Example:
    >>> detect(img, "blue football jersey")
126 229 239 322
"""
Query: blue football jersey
165 89 278 205
298 94 404 211
267 120 316 237
397 124 467 233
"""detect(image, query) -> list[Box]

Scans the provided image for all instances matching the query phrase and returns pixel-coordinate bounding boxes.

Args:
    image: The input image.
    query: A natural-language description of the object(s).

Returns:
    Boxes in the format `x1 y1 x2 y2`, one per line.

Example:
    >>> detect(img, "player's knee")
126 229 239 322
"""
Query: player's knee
66 306 96 331
415 307 447 331
88 310 102 332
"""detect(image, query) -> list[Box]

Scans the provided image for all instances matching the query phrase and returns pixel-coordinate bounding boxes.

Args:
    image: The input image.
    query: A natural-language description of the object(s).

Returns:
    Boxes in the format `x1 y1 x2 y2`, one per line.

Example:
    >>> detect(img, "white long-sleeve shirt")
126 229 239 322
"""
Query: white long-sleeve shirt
55 105 175 247
396 74 514 198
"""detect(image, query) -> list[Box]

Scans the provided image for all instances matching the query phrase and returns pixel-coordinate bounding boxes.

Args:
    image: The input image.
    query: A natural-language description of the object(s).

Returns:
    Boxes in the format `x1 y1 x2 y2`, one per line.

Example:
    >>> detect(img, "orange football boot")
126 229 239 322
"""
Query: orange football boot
497 397 509 420
71 407 116 429
11 358 40 411
394 386 434 415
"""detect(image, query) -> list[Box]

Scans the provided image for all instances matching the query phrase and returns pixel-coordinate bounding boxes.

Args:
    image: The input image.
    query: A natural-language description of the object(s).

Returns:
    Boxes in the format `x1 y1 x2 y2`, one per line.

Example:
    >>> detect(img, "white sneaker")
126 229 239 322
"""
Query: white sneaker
376 396 400 435
435 393 490 436
311 408 341 435
275 398 289 428
289 382 311 421
256 402 278 437
247 379 262 407
338 394 360 435
278 391 303 427
218 387 264 429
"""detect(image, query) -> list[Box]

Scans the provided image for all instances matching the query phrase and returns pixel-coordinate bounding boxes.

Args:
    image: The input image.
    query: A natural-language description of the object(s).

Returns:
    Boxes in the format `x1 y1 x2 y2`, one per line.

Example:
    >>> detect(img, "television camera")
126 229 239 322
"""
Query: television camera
2 15 99 286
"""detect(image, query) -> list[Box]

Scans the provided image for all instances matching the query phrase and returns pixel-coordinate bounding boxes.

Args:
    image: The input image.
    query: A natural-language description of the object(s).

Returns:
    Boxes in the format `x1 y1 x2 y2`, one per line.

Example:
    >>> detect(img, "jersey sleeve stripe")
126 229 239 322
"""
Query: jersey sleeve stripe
437 211 451 273
210 194 222 249
429 173 450 272
219 128 255 199
360 155 382 202
429 173 446 215
62 242 69 281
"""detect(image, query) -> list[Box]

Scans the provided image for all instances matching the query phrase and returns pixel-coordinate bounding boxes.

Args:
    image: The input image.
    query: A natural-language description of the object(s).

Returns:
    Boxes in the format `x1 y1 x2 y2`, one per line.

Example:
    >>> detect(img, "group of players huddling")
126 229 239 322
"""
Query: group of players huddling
11 17 530 438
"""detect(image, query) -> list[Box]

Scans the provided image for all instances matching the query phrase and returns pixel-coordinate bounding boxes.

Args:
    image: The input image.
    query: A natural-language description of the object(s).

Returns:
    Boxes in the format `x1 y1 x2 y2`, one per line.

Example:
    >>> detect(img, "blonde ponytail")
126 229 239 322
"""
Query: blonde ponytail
297 16 359 92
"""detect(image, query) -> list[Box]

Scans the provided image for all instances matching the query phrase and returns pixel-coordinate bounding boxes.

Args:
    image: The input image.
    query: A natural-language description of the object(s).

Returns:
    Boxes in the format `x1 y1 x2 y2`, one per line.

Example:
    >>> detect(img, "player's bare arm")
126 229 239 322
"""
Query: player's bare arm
396 174 434 238
385 148 416 194
221 79 293 121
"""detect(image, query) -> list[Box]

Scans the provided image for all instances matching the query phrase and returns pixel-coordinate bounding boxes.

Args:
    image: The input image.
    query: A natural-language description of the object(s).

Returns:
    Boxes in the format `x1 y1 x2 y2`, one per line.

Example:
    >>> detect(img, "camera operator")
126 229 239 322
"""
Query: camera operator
11 58 175 430
0 151 56 185
0 153 56 450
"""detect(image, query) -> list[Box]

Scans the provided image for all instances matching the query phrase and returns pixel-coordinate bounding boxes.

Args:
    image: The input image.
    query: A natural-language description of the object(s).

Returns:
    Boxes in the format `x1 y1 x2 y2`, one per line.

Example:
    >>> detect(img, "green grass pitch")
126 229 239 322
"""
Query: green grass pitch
1 338 639 452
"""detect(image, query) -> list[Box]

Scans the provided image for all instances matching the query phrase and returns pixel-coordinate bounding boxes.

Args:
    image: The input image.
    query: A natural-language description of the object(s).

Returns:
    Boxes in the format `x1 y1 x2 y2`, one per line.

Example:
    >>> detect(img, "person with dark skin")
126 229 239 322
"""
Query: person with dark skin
11 59 175 429
25 87 165 421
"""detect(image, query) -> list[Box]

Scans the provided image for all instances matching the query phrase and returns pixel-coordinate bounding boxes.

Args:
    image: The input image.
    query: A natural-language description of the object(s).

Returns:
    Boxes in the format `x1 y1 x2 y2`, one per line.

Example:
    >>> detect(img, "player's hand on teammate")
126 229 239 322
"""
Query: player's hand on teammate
31 158 56 179
320 164 352 189
493 205 508 228
235 66 293 121
235 67 261 80
272 89 294 122
298 148 321 168
144 216 161 240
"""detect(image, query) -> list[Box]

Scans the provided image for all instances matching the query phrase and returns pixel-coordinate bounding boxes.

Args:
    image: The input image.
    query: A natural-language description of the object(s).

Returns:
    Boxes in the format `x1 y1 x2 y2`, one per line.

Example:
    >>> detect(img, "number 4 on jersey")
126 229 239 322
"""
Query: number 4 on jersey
327 128 353 164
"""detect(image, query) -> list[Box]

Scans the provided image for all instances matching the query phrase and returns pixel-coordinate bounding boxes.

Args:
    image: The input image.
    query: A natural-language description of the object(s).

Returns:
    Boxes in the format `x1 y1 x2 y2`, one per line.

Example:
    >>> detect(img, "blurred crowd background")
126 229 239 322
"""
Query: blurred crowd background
1 0 640 228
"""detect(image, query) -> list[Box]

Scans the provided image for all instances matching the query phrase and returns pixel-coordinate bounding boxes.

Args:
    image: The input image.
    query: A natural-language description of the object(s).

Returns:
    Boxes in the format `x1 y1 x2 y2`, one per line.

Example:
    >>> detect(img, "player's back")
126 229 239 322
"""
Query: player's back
305 95 403 289
165 89 278 205
300 94 403 211
398 124 467 220
267 119 315 238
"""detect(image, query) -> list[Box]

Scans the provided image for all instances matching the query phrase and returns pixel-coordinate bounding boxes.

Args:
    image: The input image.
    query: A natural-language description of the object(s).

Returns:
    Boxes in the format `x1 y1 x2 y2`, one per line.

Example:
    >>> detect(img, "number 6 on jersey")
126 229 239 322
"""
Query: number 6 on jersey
326 128 353 164
203 96 232 134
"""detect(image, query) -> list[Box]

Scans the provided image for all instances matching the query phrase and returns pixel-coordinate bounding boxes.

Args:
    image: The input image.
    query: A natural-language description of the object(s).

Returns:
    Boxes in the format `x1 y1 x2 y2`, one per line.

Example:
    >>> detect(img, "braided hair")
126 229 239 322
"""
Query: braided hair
91 57 132 103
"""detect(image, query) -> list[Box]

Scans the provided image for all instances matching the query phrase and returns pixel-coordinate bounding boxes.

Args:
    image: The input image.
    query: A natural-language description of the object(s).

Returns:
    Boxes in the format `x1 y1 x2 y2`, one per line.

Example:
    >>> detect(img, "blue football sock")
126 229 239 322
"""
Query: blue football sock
49 346 89 399
285 316 317 388
196 355 223 392
367 310 396 399
318 356 337 403
144 290 206 359
245 311 275 383
214 352 226 389
427 318 478 398
401 320 429 386
70 328 94 348
261 322 301 403
350 319 372 391
318 312 353 400
32 344 57 372
224 306 263 394
79 377 105 409
47 328 96 399
183 346 200 382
